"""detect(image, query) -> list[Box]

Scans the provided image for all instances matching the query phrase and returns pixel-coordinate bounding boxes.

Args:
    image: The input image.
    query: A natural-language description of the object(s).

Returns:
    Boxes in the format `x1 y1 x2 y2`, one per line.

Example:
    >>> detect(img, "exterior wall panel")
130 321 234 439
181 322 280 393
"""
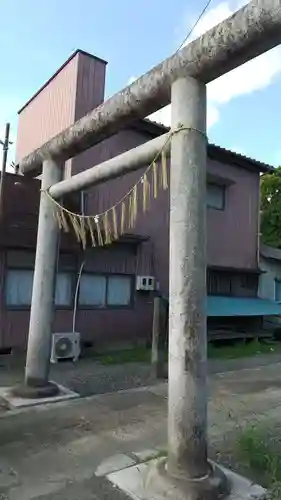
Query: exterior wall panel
259 256 281 301
0 252 153 351
83 245 136 274
16 55 79 163
74 53 106 121
207 159 260 270
71 52 106 177
84 130 260 296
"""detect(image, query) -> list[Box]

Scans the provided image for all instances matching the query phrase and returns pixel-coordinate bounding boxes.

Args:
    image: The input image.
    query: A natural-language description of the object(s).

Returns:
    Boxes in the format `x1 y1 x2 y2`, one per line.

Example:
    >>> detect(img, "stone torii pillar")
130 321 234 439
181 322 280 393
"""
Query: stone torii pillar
147 76 227 498
168 76 208 480
12 159 63 398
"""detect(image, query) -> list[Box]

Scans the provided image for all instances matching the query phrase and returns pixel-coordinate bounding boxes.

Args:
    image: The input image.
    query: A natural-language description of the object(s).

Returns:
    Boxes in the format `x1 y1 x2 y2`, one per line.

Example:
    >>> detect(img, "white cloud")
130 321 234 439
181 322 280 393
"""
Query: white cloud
128 0 281 132
149 106 170 127
228 145 246 156
148 101 219 129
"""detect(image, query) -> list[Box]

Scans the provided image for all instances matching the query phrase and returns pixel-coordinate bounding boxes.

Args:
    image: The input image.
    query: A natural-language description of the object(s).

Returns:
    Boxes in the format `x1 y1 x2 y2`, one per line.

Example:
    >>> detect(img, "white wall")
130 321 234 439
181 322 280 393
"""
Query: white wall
258 256 281 301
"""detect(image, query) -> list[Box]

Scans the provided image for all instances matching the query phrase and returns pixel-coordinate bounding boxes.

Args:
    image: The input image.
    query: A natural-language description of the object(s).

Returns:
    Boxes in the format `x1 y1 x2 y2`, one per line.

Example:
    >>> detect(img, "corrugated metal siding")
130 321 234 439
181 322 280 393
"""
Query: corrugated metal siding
71 52 106 177
0 238 153 349
136 240 155 277
16 55 79 163
84 129 157 213
0 250 5 347
83 133 260 294
72 300 153 346
82 242 153 277
0 248 29 349
80 127 169 291
207 159 260 270
74 53 106 120
2 304 153 350
82 128 168 289
83 245 137 274
0 173 77 251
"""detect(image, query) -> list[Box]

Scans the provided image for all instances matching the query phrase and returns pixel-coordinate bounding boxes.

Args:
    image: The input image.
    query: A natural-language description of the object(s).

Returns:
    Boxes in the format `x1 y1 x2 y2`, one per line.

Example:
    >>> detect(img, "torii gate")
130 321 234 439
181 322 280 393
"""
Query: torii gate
15 0 281 497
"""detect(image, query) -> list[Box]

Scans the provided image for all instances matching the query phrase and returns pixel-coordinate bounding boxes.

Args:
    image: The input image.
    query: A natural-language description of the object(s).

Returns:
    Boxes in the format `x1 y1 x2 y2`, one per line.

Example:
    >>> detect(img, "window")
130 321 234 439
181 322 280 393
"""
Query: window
240 274 257 290
275 279 281 302
55 272 73 306
207 270 232 295
79 274 132 308
107 276 131 306
79 275 106 307
6 269 34 306
207 269 258 298
207 183 225 210
6 270 72 307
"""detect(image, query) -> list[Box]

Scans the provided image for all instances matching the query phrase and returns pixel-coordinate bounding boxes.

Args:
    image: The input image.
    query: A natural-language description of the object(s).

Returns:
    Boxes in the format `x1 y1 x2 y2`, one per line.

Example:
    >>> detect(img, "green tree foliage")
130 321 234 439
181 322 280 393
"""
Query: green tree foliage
260 167 281 248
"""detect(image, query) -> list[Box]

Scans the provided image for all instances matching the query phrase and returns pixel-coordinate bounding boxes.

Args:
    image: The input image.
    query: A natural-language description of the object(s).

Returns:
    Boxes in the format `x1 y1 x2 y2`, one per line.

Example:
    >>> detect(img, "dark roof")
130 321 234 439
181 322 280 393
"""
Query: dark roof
207 144 273 174
260 243 281 261
132 118 273 174
18 49 108 114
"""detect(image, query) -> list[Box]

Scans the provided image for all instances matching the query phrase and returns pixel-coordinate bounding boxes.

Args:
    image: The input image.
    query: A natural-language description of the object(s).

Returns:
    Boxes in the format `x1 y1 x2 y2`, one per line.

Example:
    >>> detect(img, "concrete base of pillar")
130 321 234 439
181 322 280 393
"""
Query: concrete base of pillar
10 381 59 399
146 459 228 500
107 458 267 500
0 383 79 409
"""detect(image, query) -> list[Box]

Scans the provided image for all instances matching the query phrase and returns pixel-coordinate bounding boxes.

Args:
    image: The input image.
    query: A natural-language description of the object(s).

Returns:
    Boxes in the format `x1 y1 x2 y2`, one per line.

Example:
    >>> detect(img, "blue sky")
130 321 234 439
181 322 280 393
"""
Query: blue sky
0 0 281 169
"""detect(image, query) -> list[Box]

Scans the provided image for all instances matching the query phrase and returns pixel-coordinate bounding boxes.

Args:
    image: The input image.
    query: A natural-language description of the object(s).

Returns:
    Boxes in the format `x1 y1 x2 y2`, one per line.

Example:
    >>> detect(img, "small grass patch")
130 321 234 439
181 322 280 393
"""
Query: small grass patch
208 339 281 360
236 424 281 499
95 339 281 365
95 346 151 365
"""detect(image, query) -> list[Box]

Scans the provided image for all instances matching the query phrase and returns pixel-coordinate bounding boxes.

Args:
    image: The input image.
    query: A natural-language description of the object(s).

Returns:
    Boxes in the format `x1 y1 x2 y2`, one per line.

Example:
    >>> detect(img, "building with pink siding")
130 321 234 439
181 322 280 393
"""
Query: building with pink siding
4 48 277 353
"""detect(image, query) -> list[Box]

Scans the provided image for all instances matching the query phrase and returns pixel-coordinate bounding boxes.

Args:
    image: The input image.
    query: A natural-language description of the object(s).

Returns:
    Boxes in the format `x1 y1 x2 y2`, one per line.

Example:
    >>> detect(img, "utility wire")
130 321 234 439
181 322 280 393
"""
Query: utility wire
176 0 213 52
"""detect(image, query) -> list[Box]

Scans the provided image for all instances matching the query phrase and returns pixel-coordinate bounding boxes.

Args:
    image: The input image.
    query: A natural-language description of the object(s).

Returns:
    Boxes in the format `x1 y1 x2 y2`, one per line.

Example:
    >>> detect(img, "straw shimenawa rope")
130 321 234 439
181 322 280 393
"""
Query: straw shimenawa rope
44 126 206 249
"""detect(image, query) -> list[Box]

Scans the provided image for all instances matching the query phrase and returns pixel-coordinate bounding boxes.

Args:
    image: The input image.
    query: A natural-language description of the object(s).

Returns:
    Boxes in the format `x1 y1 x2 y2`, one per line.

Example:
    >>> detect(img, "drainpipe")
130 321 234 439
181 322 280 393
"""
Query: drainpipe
72 190 86 333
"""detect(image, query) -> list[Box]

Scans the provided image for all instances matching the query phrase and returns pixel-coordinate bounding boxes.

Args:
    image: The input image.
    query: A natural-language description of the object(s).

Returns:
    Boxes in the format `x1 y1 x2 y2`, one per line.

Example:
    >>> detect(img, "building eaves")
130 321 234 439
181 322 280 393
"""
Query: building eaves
132 118 273 174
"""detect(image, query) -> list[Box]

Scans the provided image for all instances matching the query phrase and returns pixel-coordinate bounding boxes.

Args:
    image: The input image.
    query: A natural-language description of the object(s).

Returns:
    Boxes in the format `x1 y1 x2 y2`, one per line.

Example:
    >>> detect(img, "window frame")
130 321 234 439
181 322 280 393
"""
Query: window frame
54 271 75 310
5 266 75 310
206 182 226 211
5 268 34 309
78 272 134 310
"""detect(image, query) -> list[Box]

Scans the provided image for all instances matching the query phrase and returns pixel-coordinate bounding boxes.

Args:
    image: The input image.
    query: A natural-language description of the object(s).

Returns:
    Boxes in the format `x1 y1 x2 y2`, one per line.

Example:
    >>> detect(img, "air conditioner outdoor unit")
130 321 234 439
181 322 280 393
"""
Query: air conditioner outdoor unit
51 332 80 364
136 275 156 292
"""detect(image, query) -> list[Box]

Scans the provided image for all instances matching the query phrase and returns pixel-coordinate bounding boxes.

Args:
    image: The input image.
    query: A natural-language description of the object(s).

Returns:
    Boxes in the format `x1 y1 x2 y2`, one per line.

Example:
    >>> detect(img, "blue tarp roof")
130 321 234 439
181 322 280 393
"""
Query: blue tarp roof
207 296 281 317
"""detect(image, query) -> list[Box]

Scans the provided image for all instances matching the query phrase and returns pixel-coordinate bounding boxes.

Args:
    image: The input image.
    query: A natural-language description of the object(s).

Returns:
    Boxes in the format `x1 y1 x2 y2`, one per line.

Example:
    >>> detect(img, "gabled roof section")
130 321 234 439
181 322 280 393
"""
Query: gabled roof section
18 50 108 114
132 118 273 174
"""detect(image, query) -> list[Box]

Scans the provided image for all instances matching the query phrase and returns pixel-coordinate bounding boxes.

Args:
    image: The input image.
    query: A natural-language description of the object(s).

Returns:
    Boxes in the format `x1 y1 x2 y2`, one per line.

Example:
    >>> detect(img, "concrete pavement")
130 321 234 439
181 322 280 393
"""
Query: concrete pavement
0 361 281 498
